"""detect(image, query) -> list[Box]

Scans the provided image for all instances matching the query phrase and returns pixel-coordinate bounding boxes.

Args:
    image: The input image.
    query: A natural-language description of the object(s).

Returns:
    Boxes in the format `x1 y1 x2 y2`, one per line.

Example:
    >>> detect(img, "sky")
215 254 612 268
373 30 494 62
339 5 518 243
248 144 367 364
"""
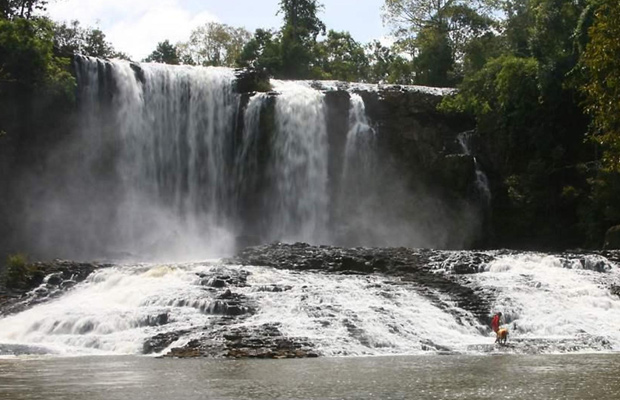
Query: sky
45 0 390 61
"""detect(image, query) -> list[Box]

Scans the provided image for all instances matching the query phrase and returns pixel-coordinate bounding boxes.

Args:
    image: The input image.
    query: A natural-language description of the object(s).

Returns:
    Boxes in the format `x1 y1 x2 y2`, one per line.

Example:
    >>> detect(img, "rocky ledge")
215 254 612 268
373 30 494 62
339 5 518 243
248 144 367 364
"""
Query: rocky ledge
226 242 496 325
0 260 109 317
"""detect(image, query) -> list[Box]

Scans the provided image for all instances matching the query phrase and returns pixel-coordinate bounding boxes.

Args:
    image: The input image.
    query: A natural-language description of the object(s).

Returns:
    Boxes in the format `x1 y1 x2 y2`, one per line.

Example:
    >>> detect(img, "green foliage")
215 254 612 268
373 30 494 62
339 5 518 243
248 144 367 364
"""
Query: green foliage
53 20 125 59
365 40 414 84
179 22 251 67
0 17 75 94
278 0 326 40
0 17 53 85
237 1 328 79
315 30 369 82
382 0 495 85
237 28 283 73
412 25 454 86
441 55 540 169
3 254 27 289
278 0 326 79
580 0 620 172
1 253 43 290
144 40 179 64
1 0 48 20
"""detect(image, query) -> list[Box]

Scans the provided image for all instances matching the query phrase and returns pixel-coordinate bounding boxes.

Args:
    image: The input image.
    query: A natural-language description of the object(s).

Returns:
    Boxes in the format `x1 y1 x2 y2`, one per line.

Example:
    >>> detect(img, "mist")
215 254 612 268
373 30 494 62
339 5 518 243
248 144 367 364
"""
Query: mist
5 57 484 262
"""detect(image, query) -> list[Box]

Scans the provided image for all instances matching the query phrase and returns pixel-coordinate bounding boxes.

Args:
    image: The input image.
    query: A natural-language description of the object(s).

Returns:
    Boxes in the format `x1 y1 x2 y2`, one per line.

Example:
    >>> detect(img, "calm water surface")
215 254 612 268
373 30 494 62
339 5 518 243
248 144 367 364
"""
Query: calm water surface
1 354 619 400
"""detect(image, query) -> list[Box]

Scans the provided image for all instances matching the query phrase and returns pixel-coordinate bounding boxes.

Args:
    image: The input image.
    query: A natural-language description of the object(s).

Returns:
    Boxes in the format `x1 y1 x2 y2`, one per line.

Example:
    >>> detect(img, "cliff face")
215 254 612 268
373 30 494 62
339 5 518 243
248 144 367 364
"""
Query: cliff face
0 80 78 266
0 62 484 264
233 72 484 250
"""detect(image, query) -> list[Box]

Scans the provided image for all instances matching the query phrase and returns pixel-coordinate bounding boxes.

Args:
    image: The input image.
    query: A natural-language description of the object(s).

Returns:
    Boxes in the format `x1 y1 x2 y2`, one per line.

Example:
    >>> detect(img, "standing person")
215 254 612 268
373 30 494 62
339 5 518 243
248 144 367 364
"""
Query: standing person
491 312 502 334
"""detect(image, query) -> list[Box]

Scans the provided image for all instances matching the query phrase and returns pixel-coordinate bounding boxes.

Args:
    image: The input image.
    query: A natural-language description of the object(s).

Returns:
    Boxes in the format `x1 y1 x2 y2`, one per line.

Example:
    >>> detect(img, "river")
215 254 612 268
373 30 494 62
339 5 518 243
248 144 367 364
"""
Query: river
1 354 619 399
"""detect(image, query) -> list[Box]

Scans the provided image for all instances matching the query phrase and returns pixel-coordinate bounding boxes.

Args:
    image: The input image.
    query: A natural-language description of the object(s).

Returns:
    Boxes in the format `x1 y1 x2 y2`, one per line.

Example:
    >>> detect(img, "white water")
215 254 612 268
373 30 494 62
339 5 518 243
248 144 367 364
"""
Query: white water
49 58 240 260
241 267 482 356
20 58 485 259
0 264 216 355
457 132 491 204
342 93 376 190
270 80 329 244
336 93 381 244
473 253 620 348
1 253 619 357
234 92 266 203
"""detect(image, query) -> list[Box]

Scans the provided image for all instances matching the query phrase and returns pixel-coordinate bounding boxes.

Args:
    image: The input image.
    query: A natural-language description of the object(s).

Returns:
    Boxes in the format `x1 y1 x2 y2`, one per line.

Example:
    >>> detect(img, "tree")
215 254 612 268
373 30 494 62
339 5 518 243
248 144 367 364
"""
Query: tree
178 22 251 67
412 24 454 85
315 30 369 81
1 17 72 89
1 0 48 20
144 40 179 64
382 0 494 85
365 40 414 84
53 20 124 59
278 0 326 78
580 0 620 172
237 28 282 73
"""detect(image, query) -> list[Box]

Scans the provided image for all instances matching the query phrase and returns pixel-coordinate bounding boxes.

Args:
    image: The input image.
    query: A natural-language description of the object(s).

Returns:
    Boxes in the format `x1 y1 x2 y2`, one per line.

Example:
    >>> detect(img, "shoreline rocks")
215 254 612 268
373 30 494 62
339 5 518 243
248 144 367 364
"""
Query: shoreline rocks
0 260 109 317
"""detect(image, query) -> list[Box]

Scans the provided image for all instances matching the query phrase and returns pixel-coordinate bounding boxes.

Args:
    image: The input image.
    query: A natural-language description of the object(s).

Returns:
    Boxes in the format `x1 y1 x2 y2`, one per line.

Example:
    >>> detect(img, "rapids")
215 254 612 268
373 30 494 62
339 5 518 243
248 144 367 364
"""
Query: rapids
1 249 619 358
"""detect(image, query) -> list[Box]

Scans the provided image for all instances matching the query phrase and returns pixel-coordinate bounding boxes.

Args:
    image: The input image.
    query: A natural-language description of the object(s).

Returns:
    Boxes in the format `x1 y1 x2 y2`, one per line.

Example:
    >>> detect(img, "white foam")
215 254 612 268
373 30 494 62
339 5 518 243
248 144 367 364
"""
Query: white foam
474 253 620 349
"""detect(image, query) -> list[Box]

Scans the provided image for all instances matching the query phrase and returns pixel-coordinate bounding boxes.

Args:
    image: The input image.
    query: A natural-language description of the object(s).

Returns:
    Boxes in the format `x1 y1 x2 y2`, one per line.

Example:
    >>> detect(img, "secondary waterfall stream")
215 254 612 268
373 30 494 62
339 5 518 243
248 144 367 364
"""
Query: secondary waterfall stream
18 57 485 260
61 59 361 257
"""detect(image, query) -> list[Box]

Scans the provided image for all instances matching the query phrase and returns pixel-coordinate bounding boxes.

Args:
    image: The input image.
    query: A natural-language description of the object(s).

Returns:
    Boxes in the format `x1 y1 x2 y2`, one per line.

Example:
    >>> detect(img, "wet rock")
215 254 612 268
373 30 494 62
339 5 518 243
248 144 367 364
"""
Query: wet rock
234 68 271 93
160 323 317 359
45 273 63 286
227 243 495 324
143 330 190 354
253 284 292 293
209 279 227 288
143 313 169 327
60 280 76 290
0 260 109 317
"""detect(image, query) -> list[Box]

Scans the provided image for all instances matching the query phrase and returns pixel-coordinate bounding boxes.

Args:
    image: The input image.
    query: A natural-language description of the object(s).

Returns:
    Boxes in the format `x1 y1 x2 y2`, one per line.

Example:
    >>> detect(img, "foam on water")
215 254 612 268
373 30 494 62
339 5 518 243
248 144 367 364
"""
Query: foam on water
0 261 483 357
1 252 619 357
237 266 483 356
472 253 620 349
0 264 215 355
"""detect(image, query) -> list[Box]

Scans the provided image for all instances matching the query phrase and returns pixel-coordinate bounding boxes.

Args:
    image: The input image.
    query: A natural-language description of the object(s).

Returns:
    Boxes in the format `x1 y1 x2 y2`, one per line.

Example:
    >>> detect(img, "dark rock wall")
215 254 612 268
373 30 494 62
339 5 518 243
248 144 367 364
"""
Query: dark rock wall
0 65 482 265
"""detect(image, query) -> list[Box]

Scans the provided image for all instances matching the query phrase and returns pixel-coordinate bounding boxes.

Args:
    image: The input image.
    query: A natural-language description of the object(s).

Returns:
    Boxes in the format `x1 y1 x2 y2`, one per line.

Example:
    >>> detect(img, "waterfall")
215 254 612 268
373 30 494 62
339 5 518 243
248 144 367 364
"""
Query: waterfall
21 57 483 259
69 60 334 254
269 80 329 244
342 93 376 192
457 132 491 204
1 251 619 357
335 93 379 244
65 58 242 259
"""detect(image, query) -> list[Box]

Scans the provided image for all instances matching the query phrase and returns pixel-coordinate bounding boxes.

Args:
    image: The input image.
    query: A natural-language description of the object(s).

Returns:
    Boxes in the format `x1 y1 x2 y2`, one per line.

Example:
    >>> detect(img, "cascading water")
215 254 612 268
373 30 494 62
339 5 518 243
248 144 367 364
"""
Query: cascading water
17 57 486 258
66 57 241 260
342 93 376 194
60 60 334 257
269 80 329 244
335 93 380 244
457 131 491 204
1 251 619 357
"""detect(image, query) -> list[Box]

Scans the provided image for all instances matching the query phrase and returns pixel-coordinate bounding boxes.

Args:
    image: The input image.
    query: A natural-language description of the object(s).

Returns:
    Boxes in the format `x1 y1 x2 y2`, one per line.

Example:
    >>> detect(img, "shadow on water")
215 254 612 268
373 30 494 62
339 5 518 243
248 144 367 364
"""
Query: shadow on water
1 354 620 400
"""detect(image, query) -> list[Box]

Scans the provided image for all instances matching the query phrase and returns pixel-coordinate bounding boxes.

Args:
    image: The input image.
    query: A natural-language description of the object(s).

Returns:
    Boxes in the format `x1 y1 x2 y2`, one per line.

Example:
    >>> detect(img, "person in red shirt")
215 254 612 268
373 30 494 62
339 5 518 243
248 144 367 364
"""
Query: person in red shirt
491 312 502 334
